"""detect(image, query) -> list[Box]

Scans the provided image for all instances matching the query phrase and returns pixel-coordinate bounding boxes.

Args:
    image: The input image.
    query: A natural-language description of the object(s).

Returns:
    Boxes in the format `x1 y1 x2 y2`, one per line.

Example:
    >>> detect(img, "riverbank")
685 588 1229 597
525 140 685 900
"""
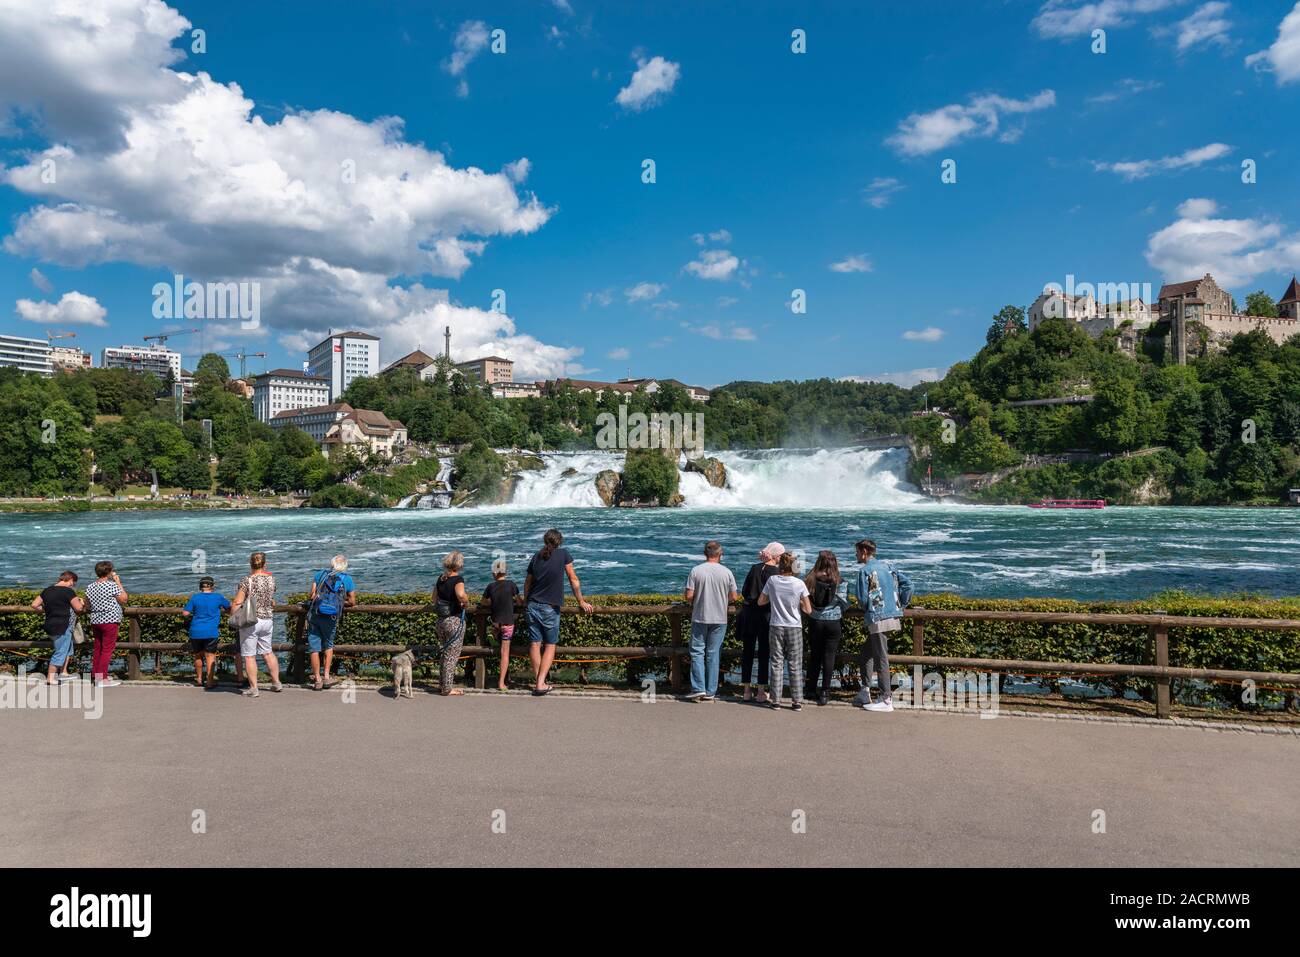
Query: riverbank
0 497 301 513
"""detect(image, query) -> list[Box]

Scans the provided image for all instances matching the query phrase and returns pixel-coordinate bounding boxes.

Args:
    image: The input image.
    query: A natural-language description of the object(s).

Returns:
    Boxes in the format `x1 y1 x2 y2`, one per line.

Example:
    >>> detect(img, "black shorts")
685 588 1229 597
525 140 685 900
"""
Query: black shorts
190 637 219 653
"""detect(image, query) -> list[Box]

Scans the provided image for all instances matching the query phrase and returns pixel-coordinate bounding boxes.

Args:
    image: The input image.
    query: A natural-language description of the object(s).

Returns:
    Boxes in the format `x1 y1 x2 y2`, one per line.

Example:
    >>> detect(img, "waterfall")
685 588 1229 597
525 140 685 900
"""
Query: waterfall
505 447 925 509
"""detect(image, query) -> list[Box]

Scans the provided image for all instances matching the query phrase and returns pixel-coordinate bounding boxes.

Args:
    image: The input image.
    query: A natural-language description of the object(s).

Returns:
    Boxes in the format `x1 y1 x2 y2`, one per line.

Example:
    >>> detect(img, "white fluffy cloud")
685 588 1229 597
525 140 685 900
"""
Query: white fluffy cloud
624 281 664 302
1246 3 1300 83
692 228 731 245
887 90 1056 156
1093 142 1231 179
1144 198 1300 288
1170 2 1232 51
0 0 584 378
684 249 741 281
16 290 107 327
1031 0 1186 38
444 20 489 98
829 255 873 274
902 327 945 342
615 55 680 111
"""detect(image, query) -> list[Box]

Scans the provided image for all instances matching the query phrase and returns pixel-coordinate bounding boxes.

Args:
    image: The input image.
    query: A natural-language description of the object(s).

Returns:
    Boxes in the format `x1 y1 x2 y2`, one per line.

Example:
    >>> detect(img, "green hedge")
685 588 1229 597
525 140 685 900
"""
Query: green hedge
3 590 1297 708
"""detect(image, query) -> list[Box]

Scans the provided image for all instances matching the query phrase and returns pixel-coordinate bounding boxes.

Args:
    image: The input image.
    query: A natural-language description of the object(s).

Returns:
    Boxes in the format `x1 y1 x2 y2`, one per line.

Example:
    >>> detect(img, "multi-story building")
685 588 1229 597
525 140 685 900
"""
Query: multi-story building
0 334 53 375
618 377 713 402
307 331 380 400
492 380 542 399
101 344 182 381
251 368 331 424
271 402 355 443
1159 274 1300 361
50 346 92 371
455 355 514 386
383 349 439 380
321 408 408 457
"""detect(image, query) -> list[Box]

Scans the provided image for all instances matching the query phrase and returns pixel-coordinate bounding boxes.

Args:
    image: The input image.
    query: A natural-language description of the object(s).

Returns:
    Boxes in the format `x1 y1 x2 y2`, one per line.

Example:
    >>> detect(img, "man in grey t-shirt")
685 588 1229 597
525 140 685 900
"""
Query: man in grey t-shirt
684 540 740 701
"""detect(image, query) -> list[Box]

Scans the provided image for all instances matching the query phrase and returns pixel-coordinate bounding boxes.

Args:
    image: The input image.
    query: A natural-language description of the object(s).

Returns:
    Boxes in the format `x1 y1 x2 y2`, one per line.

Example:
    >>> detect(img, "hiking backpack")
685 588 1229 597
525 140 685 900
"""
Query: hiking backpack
312 571 345 618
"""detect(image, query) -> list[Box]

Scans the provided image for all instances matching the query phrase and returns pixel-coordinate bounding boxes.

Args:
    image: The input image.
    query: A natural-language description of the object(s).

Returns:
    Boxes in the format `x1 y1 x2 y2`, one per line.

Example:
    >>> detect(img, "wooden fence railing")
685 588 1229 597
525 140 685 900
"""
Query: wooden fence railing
2 603 1298 718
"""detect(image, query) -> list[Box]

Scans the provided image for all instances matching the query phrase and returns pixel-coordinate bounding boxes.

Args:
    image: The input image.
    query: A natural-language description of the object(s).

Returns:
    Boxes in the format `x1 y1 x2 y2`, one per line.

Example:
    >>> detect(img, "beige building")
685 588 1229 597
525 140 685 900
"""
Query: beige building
251 368 331 423
1160 274 1300 361
50 346 92 371
322 408 408 457
271 402 355 443
456 355 514 385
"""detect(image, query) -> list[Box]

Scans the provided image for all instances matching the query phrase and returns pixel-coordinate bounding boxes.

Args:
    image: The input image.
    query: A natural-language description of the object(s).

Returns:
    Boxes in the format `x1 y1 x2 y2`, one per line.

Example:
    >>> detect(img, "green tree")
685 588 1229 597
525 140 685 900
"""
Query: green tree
1244 291 1279 318
621 448 680 505
176 451 212 494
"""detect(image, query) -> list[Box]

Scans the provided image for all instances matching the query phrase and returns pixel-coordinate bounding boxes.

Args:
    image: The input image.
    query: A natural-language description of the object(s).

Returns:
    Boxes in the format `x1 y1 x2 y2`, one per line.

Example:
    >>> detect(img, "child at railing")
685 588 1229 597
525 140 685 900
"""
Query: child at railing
182 576 231 689
480 557 521 691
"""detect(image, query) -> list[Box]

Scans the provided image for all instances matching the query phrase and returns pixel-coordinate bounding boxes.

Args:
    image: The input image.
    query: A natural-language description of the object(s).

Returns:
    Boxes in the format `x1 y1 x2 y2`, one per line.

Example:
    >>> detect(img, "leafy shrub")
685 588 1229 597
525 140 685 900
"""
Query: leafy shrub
621 449 679 504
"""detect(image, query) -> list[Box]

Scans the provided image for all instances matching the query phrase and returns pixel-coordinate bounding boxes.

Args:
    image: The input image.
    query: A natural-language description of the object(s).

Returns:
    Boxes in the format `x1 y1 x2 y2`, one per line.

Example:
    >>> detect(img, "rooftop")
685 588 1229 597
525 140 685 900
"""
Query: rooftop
254 368 330 382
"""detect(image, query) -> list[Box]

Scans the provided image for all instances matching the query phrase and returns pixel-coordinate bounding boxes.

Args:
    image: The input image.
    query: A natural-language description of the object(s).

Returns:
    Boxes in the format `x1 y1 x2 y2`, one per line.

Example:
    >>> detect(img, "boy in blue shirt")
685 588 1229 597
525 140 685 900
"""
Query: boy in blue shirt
183 576 231 688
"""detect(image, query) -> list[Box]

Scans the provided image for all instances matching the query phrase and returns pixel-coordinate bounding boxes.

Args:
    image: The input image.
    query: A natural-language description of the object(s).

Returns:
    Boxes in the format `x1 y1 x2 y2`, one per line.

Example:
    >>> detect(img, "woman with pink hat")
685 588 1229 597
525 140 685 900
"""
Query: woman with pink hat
735 541 783 702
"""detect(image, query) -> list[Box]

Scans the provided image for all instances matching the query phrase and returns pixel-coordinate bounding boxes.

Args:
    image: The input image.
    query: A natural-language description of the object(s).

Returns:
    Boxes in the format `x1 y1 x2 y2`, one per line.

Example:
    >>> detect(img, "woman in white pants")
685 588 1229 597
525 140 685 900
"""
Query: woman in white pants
231 551 282 698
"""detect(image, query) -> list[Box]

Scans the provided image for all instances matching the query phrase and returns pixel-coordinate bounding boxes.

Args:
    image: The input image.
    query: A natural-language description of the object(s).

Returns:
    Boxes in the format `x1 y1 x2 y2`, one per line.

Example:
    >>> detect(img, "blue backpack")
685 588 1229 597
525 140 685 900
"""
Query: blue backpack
312 571 345 618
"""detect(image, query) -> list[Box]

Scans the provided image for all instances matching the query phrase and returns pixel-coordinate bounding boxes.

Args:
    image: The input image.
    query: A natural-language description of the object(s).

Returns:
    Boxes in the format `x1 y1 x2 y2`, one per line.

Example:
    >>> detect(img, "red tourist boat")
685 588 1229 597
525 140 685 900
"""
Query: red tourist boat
1027 499 1106 509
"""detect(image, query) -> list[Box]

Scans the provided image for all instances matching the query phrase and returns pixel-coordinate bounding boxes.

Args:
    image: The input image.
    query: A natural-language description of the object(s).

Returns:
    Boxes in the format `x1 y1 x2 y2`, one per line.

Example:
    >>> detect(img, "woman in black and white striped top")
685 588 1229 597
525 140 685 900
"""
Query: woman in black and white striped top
84 560 128 686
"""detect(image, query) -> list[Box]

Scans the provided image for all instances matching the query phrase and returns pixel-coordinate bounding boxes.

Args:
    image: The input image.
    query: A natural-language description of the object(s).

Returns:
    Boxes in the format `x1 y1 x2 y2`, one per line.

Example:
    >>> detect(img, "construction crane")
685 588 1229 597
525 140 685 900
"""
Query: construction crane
143 328 200 346
219 350 267 380
46 330 76 344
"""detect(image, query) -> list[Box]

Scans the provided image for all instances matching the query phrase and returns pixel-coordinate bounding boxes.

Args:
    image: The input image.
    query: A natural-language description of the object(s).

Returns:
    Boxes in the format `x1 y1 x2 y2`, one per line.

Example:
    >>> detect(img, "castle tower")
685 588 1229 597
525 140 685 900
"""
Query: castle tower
1279 276 1300 321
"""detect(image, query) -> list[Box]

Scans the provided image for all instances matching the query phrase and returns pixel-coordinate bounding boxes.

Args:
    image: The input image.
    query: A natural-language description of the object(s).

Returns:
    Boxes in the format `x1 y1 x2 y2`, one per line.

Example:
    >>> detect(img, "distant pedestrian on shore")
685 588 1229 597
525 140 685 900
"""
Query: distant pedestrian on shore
684 540 739 701
804 550 849 706
737 542 782 702
306 555 356 691
85 561 128 687
758 551 811 711
231 551 281 698
850 539 914 713
480 556 520 691
523 528 594 696
31 571 84 686
182 576 230 688
433 551 469 696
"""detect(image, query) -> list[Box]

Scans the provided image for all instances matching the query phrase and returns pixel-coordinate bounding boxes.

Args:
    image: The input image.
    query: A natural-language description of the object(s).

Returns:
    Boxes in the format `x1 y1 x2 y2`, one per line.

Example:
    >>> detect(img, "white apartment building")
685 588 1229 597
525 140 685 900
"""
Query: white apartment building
101 344 182 380
251 368 331 424
307 331 380 400
50 346 92 370
0 333 53 375
270 402 354 443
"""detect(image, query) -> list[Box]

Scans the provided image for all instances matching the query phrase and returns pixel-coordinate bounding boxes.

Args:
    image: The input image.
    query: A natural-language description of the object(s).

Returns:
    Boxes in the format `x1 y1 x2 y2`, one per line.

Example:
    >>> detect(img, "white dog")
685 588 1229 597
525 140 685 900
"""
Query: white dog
391 650 414 699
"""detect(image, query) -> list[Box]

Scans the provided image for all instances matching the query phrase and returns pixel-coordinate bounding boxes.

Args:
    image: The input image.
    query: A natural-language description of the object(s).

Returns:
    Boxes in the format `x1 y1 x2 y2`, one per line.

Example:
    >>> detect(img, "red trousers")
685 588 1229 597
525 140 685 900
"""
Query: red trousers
91 622 119 679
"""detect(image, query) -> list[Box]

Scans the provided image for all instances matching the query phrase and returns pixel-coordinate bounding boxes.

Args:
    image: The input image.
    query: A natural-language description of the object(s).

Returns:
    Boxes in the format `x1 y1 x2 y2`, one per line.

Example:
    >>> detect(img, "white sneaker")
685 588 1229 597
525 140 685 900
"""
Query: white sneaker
685 691 705 700
98 678 122 688
864 701 894 713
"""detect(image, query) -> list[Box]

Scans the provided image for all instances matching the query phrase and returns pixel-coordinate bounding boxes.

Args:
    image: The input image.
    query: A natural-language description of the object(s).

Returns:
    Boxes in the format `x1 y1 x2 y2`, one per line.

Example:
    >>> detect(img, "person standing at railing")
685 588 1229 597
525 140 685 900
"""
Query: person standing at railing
849 539 913 713
479 557 521 691
433 551 469 696
804 550 849 707
31 570 84 686
758 551 812 711
231 552 281 698
523 528 594 697
305 555 357 691
736 542 782 703
684 540 740 702
84 561 128 687
182 576 231 689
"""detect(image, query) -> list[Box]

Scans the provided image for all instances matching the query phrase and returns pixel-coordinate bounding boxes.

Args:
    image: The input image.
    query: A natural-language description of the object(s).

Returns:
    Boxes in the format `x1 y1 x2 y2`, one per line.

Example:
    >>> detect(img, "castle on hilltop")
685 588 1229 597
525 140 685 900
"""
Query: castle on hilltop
1029 273 1300 363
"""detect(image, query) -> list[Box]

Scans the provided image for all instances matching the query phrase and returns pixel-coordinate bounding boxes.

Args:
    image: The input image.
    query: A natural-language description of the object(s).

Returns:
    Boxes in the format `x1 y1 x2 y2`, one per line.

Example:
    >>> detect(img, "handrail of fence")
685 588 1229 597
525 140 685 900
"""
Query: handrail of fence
1 602 1298 718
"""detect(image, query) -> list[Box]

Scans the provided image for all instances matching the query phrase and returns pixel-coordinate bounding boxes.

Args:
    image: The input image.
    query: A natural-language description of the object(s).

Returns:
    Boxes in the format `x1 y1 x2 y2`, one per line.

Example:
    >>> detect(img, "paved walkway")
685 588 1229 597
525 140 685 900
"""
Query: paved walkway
2 682 1297 867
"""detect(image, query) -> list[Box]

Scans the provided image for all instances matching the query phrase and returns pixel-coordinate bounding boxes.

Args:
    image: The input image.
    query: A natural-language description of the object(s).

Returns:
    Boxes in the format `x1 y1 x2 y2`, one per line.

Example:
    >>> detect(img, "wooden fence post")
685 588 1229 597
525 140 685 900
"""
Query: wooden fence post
474 610 487 690
668 608 683 693
291 610 307 683
911 617 925 656
1150 623 1171 719
126 615 141 681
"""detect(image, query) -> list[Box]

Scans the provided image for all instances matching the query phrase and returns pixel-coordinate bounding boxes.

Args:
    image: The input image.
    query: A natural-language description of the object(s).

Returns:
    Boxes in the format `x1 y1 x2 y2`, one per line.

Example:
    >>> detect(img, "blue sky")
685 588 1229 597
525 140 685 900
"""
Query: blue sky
2 0 1299 387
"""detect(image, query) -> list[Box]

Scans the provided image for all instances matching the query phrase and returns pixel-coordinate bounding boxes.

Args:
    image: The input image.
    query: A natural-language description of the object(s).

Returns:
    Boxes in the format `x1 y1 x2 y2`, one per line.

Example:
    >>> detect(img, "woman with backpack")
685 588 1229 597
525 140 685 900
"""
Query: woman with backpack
804 550 849 706
433 551 469 696
736 542 782 703
306 554 357 691
849 539 914 713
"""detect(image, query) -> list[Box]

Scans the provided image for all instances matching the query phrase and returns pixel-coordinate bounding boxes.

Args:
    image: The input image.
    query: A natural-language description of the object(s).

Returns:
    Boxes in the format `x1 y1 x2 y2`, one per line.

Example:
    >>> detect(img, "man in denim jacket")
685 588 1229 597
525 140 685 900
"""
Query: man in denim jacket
849 539 914 712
